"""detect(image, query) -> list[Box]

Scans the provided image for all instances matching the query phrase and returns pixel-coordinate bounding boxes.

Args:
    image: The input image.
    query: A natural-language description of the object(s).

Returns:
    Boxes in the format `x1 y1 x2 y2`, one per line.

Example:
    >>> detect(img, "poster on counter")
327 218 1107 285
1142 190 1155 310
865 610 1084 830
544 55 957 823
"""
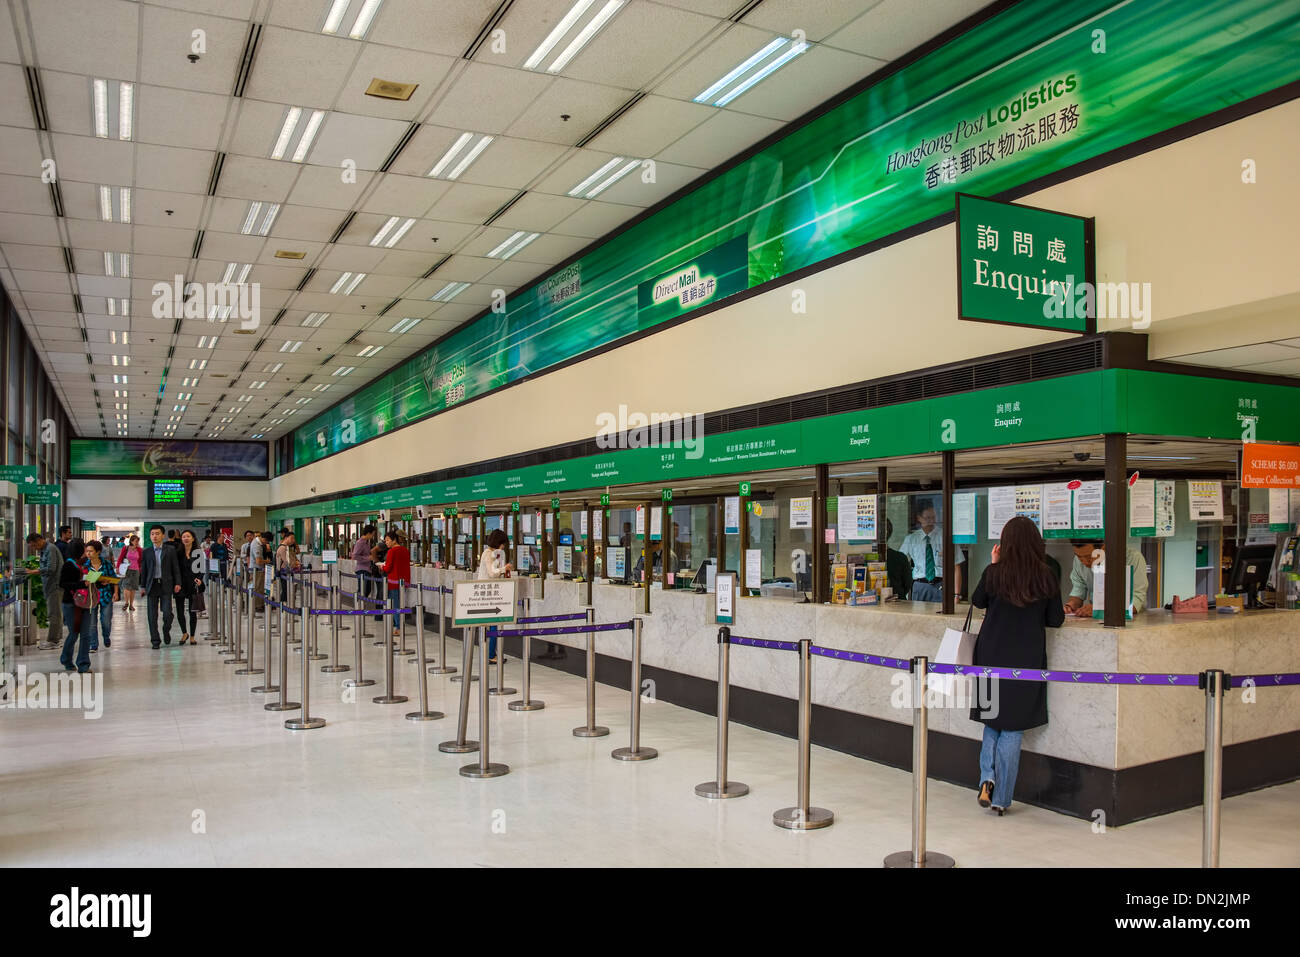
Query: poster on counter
1156 479 1176 538
1129 478 1156 537
1016 484 1043 529
987 486 1016 539
789 496 813 529
1269 488 1290 531
724 496 740 534
1042 483 1073 537
714 572 736 625
455 543 466 566
635 505 645 536
952 492 977 544
744 548 762 589
1073 481 1104 531
1187 480 1223 521
650 506 662 541
836 495 876 542
557 545 572 575
610 547 627 580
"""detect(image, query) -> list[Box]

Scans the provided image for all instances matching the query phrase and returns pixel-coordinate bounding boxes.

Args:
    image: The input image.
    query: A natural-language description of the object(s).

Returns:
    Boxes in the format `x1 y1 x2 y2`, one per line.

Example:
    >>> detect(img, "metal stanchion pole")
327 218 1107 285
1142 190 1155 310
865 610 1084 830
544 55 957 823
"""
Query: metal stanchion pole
251 586 278 694
372 594 408 704
323 567 349 673
374 576 388 646
285 602 325 730
225 582 242 663
207 578 221 641
264 603 299 712
307 579 326 660
696 626 747 798
773 639 833 829
234 582 263 675
612 617 656 761
461 627 508 778
489 621 516 696
428 578 455 676
405 596 442 721
1202 668 1226 868
342 576 374 688
439 623 479 753
885 656 953 867
287 577 301 644
572 606 608 737
395 580 413 655
508 598 543 711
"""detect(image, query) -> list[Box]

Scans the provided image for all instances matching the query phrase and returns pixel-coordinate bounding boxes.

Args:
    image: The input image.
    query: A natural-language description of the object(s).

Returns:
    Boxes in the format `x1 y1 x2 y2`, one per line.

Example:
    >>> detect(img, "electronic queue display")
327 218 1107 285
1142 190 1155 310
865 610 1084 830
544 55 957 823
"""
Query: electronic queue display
149 478 193 510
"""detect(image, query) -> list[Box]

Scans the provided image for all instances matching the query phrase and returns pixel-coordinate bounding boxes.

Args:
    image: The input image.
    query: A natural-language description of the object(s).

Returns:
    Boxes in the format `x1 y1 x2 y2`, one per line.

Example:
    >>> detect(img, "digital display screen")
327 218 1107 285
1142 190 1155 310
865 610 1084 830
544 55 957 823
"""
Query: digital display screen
559 533 573 545
149 478 192 510
73 439 267 478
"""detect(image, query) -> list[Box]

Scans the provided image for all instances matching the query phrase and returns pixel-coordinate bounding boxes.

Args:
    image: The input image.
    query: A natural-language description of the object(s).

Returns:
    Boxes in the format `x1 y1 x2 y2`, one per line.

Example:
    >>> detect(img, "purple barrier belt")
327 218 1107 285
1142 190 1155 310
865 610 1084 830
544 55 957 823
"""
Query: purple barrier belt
489 620 633 638
313 583 331 592
264 599 302 615
728 635 801 652
418 584 440 592
310 607 412 616
925 661 1201 685
1231 672 1300 687
357 595 385 605
518 613 589 624
809 645 911 669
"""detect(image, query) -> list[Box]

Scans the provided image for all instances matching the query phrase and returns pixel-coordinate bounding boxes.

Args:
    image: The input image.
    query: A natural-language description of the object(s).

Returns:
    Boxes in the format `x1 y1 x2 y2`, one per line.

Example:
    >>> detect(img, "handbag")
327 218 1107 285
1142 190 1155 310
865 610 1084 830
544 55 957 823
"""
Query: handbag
934 605 977 698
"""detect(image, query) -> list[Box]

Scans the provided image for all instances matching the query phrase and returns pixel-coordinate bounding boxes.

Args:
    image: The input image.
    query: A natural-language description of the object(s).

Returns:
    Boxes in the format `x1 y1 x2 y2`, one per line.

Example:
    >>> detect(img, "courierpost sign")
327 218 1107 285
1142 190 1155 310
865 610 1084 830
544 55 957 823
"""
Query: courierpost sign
956 193 1094 333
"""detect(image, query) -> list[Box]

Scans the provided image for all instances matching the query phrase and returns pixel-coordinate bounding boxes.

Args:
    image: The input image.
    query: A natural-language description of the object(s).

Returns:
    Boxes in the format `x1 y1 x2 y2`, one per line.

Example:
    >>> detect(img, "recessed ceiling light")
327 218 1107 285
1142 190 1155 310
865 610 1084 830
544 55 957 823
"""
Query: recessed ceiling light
302 312 329 328
92 78 133 140
330 272 366 295
240 201 280 236
332 366 354 376
369 216 415 248
103 251 130 277
429 281 470 302
356 344 383 357
524 0 623 74
262 362 283 374
388 316 420 334
98 186 131 223
177 392 192 401
189 359 207 370
250 380 268 388
486 231 539 260
271 106 326 162
695 35 808 107
313 383 332 392
280 340 303 353
569 157 639 198
222 262 253 284
321 0 384 39
428 132 494 179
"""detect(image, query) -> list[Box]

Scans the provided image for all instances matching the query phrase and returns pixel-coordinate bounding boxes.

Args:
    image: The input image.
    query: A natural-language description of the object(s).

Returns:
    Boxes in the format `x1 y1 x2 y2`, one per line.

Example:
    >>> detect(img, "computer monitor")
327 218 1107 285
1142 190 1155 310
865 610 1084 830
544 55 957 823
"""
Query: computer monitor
1228 543 1277 608
691 558 714 589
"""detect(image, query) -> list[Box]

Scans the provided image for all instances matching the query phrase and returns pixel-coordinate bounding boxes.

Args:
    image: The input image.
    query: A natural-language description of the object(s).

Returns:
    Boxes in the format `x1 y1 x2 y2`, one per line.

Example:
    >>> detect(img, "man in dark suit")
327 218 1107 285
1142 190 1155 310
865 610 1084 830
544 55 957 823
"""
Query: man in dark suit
141 524 183 648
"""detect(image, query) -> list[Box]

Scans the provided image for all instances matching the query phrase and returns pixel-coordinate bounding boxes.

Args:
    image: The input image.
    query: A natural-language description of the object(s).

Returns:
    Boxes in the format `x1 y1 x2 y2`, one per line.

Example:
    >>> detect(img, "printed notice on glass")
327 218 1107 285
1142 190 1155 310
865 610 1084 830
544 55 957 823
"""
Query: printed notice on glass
1042 483 1073 536
724 496 740 534
987 486 1016 539
521 513 533 534
461 517 473 534
1073 481 1104 531
557 545 572 575
1187 480 1223 521
1129 478 1156 536
1156 480 1176 538
635 505 645 536
1016 485 1043 529
579 511 588 538
789 497 813 529
952 492 977 544
593 509 603 541
650 506 663 541
1269 488 1290 531
745 548 762 588
545 511 553 532
837 495 876 541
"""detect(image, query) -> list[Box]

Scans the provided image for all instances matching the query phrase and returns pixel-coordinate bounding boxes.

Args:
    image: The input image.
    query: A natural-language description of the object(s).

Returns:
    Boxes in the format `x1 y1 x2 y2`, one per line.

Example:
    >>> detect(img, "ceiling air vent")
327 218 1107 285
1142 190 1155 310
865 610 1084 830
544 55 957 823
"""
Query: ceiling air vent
365 78 418 101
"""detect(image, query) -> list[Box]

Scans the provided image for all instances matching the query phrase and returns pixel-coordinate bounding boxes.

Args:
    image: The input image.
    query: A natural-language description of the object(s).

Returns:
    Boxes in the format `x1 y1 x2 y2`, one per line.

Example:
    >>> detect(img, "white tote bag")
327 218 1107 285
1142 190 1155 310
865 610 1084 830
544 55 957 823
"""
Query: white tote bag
933 605 977 699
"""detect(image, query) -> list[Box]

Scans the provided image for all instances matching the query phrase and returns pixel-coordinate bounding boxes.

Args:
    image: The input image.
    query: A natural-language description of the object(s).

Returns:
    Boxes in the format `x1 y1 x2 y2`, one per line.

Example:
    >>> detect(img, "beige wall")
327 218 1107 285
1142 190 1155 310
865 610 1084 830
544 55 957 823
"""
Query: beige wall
271 99 1300 507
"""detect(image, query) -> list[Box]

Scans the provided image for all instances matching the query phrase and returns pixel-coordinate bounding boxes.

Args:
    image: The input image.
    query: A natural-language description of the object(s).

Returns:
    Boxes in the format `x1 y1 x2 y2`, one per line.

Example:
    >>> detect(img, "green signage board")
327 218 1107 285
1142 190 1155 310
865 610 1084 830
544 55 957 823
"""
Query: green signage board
290 0 1300 470
600 494 610 507
957 193 1093 333
636 235 749 330
26 483 62 505
0 464 38 486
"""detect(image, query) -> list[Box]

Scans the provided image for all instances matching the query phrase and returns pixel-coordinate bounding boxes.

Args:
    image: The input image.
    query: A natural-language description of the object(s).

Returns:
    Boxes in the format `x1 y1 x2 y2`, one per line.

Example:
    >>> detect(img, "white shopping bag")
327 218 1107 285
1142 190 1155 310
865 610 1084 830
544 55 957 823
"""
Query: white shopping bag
932 605 976 699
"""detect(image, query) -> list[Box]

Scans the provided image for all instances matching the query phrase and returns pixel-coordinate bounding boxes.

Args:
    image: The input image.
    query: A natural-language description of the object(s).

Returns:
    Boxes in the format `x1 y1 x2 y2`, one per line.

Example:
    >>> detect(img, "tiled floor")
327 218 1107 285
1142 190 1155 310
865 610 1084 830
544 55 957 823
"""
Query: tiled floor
3 604 1297 867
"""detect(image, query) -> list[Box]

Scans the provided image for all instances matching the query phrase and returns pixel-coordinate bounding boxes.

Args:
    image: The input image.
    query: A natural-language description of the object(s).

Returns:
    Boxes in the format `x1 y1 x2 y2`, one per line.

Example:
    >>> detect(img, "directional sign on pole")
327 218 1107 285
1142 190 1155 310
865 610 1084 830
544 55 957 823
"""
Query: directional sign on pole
25 483 61 505
0 464 38 485
453 579 517 628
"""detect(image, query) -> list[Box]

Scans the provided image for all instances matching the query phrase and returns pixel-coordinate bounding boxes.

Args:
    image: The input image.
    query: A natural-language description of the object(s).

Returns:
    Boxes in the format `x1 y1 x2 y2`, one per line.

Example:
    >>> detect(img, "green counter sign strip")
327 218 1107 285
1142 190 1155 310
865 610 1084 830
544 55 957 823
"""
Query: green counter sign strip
0 465 38 485
26 484 62 505
289 0 1300 470
956 193 1094 333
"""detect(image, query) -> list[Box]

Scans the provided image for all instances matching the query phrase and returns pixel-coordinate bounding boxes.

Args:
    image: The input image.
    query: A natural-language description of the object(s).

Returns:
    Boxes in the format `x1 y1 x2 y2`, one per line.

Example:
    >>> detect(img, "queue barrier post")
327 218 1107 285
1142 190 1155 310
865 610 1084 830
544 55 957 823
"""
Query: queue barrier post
772 638 833 830
206 577 222 642
572 606 608 737
489 601 516 695
234 581 263 676
405 592 443 722
449 581 478 684
428 576 455 675
439 616 480 754
342 578 374 689
372 596 408 705
1202 668 1227 868
306 576 326 661
407 581 435 665
284 601 325 731
395 580 413 656
374 576 388 646
612 617 656 761
322 566 349 673
695 626 747 798
884 656 954 867
250 584 279 694
224 581 242 664
460 626 509 778
264 602 300 713
508 597 543 712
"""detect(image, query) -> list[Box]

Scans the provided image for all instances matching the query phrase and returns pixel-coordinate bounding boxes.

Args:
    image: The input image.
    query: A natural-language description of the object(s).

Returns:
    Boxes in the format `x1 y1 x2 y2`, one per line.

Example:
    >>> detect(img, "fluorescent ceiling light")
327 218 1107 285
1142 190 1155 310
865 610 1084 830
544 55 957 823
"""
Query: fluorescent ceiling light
370 217 415 248
98 186 130 223
388 316 420 334
296 397 313 405
241 201 280 236
189 359 207 370
330 271 366 295
177 392 192 401
547 0 624 74
349 0 383 38
280 340 303 353
694 36 808 108
222 262 253 284
119 82 133 140
182 377 197 387
332 366 354 376
173 404 187 412
487 231 539 260
694 38 786 103
713 40 808 107
429 281 470 302
525 0 596 69
271 107 326 162
584 158 638 198
92 79 132 140
93 79 108 137
313 383 332 392
302 312 329 328
357 344 383 357
120 187 131 223
262 362 283 373
428 132 497 180
321 0 350 34
447 135 493 180
568 157 621 197
271 107 301 159
292 110 325 162
239 394 253 402
250 380 267 388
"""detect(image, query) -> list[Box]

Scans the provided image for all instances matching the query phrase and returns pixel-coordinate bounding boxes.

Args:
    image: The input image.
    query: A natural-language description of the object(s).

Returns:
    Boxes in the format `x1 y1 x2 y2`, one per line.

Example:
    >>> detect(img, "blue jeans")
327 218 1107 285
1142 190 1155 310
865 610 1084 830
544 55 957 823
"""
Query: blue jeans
912 579 942 602
60 602 93 672
488 629 498 661
979 725 1023 809
86 602 112 650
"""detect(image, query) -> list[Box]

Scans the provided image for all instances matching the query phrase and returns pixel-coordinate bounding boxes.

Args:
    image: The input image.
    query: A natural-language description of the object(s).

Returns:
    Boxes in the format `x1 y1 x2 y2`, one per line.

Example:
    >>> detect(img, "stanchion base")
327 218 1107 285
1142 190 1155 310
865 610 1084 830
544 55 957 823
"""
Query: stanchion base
264 701 300 712
508 699 544 711
488 687 517 696
695 781 749 799
438 740 479 753
342 677 375 687
573 726 609 737
223 657 247 665
427 666 456 675
373 640 386 646
407 657 436 664
459 762 509 778
307 653 328 661
250 684 279 694
288 638 302 644
393 648 415 656
321 664 350 673
372 694 409 704
234 667 264 676
405 710 445 721
772 807 834 830
611 746 658 761
284 717 326 730
883 850 955 869
450 675 479 683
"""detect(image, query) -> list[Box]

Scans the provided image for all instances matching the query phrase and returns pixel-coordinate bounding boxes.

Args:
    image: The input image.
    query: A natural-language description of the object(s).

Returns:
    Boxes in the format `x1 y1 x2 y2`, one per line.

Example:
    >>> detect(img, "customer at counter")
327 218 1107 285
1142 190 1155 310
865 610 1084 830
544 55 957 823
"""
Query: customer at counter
899 503 963 602
882 519 912 600
1065 539 1148 618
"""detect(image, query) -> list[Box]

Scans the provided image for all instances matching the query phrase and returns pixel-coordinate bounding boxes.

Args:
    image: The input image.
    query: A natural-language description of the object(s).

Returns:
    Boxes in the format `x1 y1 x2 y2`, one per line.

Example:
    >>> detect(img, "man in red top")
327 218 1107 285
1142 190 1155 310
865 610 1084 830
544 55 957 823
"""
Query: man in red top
376 530 410 640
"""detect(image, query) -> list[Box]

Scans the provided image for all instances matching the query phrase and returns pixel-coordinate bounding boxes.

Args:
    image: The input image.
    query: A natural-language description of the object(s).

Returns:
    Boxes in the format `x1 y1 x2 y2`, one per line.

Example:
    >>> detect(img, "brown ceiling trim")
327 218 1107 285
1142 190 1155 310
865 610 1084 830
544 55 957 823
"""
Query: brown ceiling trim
232 23 262 98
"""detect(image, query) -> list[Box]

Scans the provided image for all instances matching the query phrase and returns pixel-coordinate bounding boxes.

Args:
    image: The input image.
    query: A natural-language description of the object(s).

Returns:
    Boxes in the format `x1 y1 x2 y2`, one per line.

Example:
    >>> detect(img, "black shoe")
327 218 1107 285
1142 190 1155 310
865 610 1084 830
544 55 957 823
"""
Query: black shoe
104 638 111 647
163 638 171 645
151 643 161 649
978 781 994 808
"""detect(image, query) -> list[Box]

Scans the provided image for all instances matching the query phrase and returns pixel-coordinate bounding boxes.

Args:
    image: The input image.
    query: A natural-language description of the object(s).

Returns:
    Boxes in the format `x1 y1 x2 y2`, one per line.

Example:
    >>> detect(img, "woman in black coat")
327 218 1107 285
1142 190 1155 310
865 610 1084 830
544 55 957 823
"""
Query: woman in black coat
970 516 1065 815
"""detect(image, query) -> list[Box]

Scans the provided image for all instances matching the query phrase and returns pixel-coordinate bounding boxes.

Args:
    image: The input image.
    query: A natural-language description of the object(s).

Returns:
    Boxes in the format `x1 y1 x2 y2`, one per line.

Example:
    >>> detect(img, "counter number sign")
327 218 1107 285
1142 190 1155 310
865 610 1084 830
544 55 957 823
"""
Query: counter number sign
739 482 751 496
600 493 610 507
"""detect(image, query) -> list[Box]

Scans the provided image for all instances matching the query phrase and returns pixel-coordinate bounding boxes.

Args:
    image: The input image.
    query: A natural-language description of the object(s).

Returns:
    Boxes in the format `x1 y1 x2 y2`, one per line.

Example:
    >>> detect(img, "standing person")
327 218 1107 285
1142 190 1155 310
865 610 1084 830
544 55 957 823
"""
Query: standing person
140 525 183 648
248 530 268 611
58 538 94 673
375 530 410 643
119 534 143 612
899 502 964 602
55 526 73 559
82 540 117 651
476 529 513 665
351 524 376 616
1064 538 1148 618
238 530 254 582
174 530 204 645
881 519 913 601
26 532 65 650
211 534 229 583
969 515 1064 816
275 530 301 603
371 532 389 623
